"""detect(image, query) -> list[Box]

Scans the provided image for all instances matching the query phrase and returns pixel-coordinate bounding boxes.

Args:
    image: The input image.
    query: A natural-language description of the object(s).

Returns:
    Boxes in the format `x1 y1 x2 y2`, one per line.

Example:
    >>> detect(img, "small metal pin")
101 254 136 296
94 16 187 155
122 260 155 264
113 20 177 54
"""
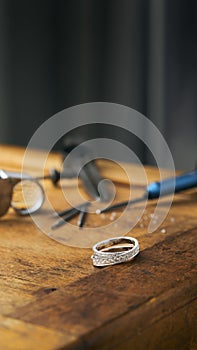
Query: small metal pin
77 202 90 228
51 207 80 230
51 201 90 229
53 201 90 219
52 207 74 219
96 197 145 214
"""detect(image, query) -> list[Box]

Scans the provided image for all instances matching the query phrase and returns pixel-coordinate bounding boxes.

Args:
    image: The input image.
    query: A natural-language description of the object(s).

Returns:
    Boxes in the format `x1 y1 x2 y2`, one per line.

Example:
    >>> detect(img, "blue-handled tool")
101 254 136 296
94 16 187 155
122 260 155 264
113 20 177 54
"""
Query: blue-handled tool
97 170 197 214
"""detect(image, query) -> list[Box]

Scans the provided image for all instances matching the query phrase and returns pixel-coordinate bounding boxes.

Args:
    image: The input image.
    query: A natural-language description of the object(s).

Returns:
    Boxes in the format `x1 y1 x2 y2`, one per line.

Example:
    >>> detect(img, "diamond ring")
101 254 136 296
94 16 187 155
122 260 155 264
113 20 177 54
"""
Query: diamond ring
91 236 140 267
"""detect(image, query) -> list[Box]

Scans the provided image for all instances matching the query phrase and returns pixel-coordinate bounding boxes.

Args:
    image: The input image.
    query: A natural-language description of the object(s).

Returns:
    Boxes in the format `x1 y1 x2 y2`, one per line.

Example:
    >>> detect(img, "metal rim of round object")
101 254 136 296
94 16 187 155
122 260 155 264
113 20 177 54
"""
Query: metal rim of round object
11 179 45 216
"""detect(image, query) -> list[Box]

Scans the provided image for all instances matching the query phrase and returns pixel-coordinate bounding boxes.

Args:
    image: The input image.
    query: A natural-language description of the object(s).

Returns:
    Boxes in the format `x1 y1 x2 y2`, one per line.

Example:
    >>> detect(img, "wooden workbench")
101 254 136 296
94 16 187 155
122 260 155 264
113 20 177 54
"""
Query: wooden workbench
0 145 196 350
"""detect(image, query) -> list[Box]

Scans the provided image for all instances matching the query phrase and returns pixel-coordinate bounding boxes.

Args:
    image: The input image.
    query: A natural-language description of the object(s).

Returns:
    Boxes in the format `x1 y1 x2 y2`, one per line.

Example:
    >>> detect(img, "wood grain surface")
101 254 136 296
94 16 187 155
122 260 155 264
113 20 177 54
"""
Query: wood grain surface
0 145 196 350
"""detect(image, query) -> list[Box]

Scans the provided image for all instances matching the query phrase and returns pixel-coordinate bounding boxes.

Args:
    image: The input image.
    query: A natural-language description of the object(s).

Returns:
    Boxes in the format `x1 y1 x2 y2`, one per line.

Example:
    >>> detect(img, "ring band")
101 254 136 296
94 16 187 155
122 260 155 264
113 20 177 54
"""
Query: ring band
91 236 140 267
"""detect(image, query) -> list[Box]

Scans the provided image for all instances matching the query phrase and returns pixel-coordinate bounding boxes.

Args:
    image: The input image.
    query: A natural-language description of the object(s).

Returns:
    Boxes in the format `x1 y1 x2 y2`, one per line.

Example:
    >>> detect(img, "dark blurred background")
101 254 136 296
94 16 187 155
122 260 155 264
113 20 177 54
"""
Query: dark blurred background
0 0 196 169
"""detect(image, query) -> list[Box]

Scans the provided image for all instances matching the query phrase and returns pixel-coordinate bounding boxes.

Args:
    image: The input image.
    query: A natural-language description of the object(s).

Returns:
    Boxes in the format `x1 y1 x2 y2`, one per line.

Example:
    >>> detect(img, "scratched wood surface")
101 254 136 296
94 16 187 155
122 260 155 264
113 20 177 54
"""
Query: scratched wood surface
0 145 197 350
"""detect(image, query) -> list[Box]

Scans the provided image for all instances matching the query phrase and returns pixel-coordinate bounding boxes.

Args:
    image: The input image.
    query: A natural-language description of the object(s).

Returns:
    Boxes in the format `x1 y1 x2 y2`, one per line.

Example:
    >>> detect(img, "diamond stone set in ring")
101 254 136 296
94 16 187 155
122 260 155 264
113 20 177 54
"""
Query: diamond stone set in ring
91 236 140 267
